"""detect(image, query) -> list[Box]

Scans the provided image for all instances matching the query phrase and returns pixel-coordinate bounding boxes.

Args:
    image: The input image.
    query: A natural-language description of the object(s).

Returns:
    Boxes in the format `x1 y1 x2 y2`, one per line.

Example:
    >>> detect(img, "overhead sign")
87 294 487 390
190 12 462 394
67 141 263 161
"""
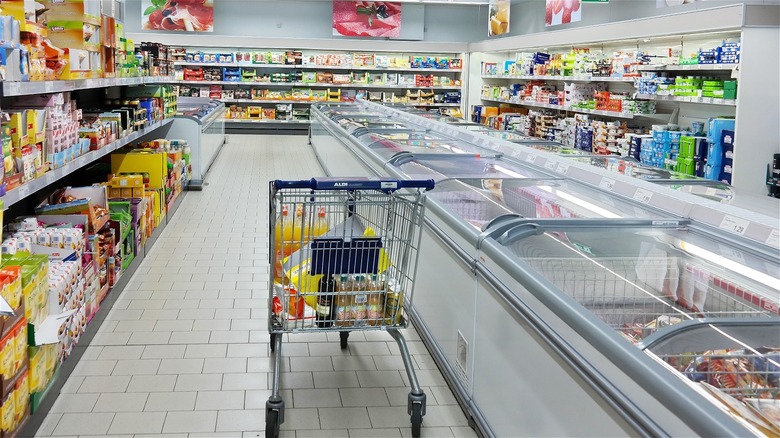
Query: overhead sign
333 2 402 38
488 0 510 36
546 0 582 27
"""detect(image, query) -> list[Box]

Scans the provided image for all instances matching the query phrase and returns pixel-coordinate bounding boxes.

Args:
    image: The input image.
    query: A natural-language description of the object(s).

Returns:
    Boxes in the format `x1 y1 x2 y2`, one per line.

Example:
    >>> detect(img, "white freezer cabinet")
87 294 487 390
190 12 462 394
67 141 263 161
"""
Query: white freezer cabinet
168 97 226 189
309 101 780 437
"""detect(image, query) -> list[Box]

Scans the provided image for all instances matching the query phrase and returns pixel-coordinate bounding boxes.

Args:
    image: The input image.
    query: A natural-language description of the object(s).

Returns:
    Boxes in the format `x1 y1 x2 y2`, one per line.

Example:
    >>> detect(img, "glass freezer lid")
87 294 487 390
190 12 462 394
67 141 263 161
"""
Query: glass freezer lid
394 155 552 181
494 225 780 344
425 177 664 230
358 132 450 142
362 135 493 159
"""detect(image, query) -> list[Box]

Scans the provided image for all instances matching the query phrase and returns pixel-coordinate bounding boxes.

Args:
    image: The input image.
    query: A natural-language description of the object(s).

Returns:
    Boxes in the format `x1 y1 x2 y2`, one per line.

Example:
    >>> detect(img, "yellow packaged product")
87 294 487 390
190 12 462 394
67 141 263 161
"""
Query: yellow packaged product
1 392 14 432
14 371 29 423
14 320 27 371
27 347 42 392
0 333 14 378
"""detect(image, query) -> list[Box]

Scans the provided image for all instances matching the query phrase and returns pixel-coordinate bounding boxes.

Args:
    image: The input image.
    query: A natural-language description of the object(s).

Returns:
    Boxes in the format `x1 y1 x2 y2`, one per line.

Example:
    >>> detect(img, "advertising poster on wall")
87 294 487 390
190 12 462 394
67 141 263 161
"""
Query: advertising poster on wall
545 0 582 27
142 0 214 32
488 0 510 36
333 1 403 38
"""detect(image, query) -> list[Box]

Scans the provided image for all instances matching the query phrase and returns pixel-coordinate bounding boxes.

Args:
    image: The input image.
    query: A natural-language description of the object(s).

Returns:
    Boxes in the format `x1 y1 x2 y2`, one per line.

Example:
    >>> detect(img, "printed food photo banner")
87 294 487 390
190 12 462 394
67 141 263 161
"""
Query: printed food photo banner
488 0 510 36
333 1 402 38
143 0 214 32
545 0 582 27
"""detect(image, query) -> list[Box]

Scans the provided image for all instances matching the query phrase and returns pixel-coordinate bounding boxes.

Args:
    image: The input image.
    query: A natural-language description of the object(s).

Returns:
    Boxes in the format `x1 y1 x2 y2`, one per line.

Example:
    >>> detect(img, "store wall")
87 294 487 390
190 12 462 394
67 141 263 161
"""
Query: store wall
486 0 775 39
124 0 487 43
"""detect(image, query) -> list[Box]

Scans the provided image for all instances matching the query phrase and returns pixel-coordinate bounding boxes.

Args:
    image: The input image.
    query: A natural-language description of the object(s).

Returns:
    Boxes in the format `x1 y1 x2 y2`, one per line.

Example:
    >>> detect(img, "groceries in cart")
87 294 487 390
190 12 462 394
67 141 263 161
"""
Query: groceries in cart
271 205 403 330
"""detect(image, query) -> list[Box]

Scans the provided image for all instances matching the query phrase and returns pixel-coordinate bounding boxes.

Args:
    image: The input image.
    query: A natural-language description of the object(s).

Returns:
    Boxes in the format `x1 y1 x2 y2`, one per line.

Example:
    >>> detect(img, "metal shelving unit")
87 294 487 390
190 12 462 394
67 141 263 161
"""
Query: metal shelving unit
173 61 461 73
480 97 668 120
482 74 636 83
636 64 738 72
175 80 461 89
1 118 174 210
634 93 737 106
2 76 176 97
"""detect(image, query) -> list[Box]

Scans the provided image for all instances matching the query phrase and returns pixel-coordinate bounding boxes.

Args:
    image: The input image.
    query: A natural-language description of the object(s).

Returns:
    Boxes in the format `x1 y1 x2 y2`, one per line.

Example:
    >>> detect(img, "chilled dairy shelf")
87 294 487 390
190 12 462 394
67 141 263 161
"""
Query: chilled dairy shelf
2 76 176 96
173 61 461 73
1 118 174 210
482 74 636 83
481 97 669 120
634 94 737 106
636 64 738 72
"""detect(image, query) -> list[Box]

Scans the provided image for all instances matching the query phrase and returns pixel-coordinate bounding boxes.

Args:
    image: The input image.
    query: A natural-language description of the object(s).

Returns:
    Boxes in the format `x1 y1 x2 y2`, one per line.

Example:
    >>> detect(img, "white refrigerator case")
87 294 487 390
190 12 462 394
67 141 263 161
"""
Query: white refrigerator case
309 101 780 437
167 97 227 189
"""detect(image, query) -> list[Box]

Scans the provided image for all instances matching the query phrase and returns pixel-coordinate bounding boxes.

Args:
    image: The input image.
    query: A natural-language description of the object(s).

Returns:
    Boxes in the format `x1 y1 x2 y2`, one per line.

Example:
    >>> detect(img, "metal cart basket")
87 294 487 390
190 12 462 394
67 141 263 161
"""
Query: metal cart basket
266 177 435 438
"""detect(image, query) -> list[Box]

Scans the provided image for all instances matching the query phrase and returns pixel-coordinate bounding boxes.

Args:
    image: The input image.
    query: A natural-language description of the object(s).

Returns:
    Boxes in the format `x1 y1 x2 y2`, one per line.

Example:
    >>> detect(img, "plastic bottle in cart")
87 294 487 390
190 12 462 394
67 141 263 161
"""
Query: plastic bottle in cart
310 207 329 238
334 275 352 327
273 206 292 281
293 205 306 251
366 274 385 326
384 278 404 326
351 275 368 327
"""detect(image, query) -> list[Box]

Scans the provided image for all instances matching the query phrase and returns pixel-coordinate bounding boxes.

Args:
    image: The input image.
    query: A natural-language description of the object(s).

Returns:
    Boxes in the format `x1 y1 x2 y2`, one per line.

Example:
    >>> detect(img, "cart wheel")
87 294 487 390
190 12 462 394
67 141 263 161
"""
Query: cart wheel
270 333 277 353
265 409 280 438
340 331 349 349
410 402 423 437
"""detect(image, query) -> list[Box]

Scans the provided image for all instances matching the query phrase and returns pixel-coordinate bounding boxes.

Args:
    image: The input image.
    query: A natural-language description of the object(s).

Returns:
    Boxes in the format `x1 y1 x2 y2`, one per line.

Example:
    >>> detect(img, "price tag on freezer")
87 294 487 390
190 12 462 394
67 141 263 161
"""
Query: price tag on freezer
599 177 616 191
556 163 569 175
719 215 749 235
525 154 536 164
719 244 746 265
766 229 780 248
544 160 556 170
633 188 653 203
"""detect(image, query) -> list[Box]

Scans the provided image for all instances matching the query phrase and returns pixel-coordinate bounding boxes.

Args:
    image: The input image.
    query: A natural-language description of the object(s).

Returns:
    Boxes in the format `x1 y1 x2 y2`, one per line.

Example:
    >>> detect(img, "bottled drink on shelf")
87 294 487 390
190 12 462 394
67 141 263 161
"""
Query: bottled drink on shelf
384 277 405 326
316 274 337 328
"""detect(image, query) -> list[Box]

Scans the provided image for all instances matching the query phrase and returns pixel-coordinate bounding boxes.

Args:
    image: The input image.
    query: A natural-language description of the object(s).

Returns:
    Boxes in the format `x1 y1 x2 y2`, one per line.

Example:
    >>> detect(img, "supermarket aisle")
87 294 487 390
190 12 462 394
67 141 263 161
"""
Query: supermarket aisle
35 135 475 438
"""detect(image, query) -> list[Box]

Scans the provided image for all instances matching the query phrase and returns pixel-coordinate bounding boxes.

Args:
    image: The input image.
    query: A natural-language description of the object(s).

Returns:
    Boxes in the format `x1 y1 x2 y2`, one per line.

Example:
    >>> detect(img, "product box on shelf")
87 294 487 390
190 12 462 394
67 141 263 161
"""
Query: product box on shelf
34 187 109 234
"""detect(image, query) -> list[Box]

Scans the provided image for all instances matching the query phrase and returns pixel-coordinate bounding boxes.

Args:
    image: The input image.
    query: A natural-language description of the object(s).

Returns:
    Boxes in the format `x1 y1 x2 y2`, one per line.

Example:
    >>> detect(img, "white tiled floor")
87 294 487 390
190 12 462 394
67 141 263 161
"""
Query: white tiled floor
35 135 476 438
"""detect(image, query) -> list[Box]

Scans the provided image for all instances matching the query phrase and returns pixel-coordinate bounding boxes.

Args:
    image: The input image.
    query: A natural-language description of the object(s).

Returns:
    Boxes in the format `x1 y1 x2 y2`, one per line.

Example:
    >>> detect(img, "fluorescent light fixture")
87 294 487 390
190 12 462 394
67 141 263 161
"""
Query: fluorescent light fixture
494 165 527 179
678 241 780 292
536 185 623 218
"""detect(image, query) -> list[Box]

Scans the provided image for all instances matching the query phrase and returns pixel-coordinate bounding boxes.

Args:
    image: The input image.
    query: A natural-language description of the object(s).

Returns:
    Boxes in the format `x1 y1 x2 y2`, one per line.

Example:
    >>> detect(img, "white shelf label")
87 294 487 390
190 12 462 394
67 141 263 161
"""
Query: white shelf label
510 149 522 158
633 188 653 204
45 172 56 185
766 229 780 248
44 82 55 93
719 215 749 236
525 154 536 164
599 194 615 207
556 163 569 175
544 160 556 170
8 83 21 95
18 184 30 199
599 177 616 191
719 244 746 265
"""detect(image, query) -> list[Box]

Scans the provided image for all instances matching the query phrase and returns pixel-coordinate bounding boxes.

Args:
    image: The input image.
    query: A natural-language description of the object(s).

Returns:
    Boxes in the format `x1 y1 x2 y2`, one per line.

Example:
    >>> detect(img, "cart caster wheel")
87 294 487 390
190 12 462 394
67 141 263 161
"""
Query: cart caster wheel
340 331 349 349
270 333 277 353
410 402 423 437
265 409 280 438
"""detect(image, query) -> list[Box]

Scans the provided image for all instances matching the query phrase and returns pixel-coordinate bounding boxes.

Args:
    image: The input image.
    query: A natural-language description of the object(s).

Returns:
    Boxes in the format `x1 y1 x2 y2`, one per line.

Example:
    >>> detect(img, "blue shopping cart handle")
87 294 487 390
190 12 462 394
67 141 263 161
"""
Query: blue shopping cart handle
273 178 435 192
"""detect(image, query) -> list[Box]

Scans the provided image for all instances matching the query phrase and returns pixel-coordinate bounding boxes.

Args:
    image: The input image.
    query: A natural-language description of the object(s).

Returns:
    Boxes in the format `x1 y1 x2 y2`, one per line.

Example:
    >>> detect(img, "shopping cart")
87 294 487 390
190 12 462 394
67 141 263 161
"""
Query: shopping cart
266 177 435 438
